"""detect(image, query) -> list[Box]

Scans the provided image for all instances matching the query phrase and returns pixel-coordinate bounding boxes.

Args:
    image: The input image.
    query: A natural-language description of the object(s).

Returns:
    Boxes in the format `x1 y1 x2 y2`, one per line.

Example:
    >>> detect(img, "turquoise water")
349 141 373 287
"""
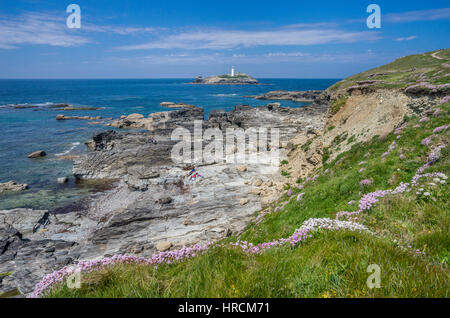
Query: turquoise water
0 79 339 211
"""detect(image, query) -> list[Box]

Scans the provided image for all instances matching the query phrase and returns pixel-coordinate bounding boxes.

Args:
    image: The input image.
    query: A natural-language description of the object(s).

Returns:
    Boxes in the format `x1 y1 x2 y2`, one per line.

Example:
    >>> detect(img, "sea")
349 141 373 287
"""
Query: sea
0 78 339 211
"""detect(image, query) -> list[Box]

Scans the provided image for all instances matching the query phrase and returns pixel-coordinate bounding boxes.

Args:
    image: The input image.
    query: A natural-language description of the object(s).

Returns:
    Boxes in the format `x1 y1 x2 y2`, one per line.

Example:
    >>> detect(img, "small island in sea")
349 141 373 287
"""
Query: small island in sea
191 66 258 85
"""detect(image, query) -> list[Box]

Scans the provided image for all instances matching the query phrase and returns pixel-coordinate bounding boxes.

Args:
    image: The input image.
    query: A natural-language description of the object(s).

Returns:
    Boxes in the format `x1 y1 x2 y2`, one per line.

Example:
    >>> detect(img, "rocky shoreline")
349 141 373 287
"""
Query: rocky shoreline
0 95 328 296
245 90 323 102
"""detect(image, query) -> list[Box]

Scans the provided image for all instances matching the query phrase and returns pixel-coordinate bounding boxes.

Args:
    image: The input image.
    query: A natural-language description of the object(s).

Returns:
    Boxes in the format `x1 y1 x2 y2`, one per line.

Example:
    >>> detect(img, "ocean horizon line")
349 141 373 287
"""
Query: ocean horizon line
0 77 343 81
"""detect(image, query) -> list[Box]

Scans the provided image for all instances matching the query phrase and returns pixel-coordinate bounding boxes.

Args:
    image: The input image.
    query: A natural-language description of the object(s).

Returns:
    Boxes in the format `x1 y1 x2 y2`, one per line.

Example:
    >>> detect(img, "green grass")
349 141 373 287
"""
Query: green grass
47 102 450 298
218 74 251 79
281 170 290 177
328 49 450 92
48 230 448 298
331 96 348 114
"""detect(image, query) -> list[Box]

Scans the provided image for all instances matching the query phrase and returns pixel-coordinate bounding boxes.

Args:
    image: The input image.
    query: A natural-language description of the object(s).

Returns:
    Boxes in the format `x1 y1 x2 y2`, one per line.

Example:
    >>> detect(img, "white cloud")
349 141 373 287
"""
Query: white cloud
281 22 340 29
385 7 450 23
0 12 90 49
394 36 417 42
115 28 381 51
265 52 310 57
107 50 381 66
0 12 161 49
82 24 161 35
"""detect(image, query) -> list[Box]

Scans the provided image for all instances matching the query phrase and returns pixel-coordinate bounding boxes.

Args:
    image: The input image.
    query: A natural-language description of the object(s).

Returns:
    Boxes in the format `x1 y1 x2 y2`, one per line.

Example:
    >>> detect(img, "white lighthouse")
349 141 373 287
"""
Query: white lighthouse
231 66 235 77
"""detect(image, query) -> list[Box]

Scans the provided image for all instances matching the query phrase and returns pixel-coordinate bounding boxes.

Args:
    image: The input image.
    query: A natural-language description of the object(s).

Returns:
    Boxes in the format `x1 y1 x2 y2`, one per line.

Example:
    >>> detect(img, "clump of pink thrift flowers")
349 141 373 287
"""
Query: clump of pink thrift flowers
441 96 450 104
360 179 373 187
433 125 449 134
29 142 448 299
421 136 432 146
382 141 396 158
30 216 370 298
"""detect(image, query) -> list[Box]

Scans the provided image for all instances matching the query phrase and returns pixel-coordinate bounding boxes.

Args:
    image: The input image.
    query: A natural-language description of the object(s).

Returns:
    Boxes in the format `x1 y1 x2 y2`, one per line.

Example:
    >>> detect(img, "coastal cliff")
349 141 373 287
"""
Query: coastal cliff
1 50 449 298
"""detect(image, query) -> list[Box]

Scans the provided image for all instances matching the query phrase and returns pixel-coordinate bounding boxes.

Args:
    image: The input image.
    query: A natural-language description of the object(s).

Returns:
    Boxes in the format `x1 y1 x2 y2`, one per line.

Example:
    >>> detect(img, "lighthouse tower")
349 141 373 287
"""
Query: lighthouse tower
231 66 235 77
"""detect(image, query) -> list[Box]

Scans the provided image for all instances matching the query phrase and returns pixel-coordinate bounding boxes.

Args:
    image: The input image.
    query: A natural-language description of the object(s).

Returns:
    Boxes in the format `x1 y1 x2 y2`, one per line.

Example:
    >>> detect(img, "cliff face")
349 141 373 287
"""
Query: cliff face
279 49 450 185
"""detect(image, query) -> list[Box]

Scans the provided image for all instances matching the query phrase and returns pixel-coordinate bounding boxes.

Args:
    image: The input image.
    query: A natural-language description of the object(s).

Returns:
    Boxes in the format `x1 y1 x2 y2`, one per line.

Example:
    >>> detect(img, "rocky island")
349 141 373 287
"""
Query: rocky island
191 67 258 85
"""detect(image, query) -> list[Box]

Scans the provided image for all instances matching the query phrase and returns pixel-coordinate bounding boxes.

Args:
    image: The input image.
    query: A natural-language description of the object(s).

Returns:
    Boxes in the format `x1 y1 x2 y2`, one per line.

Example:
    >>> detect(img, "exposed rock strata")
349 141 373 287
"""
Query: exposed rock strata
246 90 323 102
0 99 328 296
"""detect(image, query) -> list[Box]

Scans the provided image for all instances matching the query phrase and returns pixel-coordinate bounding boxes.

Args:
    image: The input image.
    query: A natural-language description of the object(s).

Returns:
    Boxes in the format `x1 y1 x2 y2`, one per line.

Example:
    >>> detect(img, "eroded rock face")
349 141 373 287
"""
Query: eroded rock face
0 209 48 236
0 226 78 296
67 102 328 257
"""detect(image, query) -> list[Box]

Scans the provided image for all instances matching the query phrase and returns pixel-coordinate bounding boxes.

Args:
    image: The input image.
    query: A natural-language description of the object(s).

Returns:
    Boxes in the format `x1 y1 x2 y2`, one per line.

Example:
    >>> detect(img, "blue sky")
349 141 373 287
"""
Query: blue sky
0 0 449 78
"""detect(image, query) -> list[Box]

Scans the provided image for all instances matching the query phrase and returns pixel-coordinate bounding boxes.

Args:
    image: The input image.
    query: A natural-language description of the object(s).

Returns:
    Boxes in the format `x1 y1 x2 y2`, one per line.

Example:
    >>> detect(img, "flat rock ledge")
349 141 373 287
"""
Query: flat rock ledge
246 90 323 102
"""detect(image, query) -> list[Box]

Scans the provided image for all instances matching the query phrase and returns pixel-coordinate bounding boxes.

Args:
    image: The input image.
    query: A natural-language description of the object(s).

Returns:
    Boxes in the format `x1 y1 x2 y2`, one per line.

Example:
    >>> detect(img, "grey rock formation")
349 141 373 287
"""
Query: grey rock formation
57 177 68 184
27 150 46 158
0 208 48 236
0 226 78 296
0 181 28 194
1 95 330 297
246 90 323 102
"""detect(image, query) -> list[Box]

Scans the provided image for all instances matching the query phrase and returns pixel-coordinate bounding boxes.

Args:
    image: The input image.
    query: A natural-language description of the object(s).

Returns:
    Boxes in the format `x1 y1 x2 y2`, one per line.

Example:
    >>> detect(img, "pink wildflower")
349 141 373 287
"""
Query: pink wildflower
360 179 373 186
433 125 449 134
421 136 432 146
441 96 450 104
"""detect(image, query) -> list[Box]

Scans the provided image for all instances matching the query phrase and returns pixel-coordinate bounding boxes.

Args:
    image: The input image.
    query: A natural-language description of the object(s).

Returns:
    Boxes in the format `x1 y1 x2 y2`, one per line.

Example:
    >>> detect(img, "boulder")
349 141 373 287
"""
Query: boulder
253 178 263 187
0 181 28 194
126 113 144 120
239 198 250 205
158 197 173 205
248 189 261 195
182 217 194 226
236 165 247 172
57 177 68 184
27 150 46 158
267 102 281 110
156 241 172 252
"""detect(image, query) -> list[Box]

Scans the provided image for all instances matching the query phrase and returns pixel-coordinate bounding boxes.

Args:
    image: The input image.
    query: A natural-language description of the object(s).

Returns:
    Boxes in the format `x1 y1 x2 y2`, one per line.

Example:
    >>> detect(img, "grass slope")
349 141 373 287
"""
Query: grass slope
329 49 450 91
47 101 450 298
